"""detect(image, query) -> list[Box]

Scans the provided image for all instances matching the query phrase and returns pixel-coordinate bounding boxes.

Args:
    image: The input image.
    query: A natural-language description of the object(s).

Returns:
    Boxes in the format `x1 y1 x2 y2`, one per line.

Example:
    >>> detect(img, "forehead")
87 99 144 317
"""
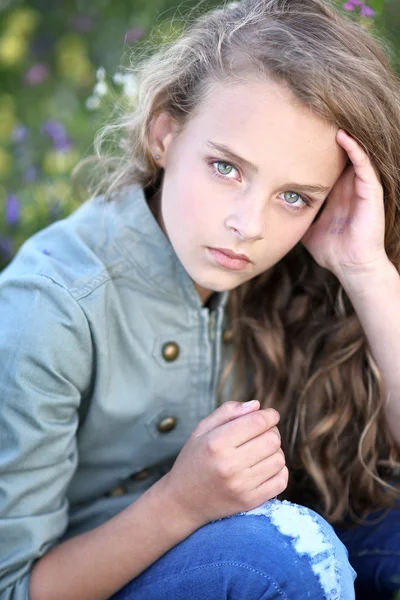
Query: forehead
186 79 346 184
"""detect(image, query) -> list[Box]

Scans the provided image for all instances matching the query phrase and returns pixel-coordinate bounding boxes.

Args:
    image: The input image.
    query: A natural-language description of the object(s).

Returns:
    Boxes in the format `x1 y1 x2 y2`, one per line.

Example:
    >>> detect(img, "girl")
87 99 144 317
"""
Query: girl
1 0 399 598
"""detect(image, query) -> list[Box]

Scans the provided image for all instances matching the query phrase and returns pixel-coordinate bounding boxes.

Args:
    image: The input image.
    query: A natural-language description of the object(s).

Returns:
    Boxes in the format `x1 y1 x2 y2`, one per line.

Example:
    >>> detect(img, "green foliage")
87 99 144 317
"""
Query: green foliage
0 0 398 271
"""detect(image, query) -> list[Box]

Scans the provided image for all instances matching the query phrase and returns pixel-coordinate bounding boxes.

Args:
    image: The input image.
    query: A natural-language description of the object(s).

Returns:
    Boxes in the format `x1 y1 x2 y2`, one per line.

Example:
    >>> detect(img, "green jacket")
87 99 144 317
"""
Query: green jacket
0 184 233 599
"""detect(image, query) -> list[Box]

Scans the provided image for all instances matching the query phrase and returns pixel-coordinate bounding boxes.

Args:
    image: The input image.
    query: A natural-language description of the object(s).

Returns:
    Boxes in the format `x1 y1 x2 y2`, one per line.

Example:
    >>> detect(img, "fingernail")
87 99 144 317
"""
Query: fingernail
240 400 258 410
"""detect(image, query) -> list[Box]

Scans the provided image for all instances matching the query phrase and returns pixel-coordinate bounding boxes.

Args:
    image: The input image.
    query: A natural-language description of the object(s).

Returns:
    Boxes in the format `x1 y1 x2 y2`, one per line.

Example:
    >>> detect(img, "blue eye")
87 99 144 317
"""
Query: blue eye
212 161 239 179
282 191 308 208
217 162 234 175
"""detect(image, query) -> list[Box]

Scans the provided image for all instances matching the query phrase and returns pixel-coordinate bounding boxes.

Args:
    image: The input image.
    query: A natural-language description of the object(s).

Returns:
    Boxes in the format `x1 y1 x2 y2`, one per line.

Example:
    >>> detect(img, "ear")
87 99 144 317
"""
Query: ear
148 112 179 168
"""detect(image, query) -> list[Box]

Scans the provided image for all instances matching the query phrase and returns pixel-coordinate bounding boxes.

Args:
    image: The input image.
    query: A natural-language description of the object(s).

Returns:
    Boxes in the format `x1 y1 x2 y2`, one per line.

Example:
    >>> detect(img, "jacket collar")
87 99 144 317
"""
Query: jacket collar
108 184 228 311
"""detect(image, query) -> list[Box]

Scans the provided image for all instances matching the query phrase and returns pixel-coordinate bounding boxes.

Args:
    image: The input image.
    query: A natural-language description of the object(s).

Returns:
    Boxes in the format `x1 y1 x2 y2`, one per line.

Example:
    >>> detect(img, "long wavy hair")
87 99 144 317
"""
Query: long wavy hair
74 0 400 525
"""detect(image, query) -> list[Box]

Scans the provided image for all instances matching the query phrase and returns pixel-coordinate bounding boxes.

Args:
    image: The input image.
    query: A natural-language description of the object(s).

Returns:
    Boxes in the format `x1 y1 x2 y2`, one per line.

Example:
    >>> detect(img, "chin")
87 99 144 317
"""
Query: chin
192 273 243 293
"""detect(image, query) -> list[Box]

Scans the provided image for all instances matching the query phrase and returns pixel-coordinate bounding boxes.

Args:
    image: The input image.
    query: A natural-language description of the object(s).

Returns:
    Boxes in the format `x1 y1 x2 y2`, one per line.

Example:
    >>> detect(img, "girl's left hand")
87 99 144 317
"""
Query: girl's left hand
302 129 388 281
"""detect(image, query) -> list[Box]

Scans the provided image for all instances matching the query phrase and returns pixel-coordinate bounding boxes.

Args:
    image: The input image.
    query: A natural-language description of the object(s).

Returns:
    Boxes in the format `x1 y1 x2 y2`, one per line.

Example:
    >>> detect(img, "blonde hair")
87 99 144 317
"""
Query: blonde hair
75 0 400 525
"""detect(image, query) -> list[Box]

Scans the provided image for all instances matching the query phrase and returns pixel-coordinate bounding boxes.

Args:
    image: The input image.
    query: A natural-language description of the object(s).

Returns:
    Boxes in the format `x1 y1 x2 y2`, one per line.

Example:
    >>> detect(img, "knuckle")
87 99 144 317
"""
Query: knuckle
268 431 281 452
205 433 223 456
274 451 286 471
270 425 281 439
264 408 280 426
223 400 238 412
193 422 204 437
216 461 234 481
228 478 242 494
277 467 289 492
252 412 268 431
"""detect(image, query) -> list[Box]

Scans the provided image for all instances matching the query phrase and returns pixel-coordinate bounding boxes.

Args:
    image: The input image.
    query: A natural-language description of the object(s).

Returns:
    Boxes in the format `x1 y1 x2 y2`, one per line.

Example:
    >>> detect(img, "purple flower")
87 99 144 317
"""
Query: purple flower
24 63 49 86
0 236 13 260
125 27 146 44
360 4 375 17
43 120 67 139
5 194 20 226
343 0 375 17
54 138 72 151
23 166 39 183
42 120 72 151
11 125 29 144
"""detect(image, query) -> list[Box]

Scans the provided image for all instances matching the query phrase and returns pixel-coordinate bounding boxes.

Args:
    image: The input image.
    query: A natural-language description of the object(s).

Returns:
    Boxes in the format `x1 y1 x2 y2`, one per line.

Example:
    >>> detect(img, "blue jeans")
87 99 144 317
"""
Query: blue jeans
111 499 356 599
334 503 400 600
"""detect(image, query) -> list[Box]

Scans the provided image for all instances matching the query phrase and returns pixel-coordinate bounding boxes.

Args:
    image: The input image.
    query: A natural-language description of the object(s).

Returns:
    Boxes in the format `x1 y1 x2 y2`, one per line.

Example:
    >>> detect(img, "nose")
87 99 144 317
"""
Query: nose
224 190 265 241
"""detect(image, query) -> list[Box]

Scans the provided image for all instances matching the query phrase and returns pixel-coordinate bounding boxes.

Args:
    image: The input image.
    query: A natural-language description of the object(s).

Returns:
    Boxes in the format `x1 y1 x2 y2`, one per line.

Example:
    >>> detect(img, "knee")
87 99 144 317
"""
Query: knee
220 499 356 599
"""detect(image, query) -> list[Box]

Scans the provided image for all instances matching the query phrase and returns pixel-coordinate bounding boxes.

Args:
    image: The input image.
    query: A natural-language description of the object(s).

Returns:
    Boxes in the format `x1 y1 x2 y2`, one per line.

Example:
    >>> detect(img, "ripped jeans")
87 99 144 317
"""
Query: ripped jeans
111 499 356 599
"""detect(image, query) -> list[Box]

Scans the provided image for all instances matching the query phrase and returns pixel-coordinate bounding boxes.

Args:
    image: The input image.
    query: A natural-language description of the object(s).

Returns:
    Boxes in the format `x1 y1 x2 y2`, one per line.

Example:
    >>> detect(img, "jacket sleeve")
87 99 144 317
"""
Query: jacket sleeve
0 273 93 599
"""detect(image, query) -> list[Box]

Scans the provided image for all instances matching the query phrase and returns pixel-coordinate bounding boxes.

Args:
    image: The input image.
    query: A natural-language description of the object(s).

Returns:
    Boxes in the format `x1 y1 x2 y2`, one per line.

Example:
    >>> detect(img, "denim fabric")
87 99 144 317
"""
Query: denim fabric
111 500 356 600
334 503 400 600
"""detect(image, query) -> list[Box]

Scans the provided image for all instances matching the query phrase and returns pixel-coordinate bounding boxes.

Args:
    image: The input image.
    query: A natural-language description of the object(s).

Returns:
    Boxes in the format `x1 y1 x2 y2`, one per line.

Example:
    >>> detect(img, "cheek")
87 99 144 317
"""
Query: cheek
176 177 223 230
265 213 314 257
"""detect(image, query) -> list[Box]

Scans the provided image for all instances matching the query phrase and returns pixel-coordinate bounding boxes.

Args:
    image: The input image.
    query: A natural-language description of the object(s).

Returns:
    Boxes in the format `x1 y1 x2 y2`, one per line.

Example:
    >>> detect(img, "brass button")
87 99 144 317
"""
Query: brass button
157 416 177 433
108 486 126 497
162 342 180 362
223 329 233 343
131 468 151 481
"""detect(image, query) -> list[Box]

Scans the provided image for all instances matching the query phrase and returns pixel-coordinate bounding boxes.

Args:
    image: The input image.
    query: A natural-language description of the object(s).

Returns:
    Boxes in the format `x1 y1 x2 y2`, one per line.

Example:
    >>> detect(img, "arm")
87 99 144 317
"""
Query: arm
31 398 286 600
339 259 400 449
0 272 286 600
302 129 400 449
0 273 198 600
29 476 197 600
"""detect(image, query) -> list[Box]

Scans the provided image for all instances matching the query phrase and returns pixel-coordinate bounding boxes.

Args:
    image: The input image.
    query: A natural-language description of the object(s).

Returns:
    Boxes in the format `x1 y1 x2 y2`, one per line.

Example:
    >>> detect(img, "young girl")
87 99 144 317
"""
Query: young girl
1 0 400 598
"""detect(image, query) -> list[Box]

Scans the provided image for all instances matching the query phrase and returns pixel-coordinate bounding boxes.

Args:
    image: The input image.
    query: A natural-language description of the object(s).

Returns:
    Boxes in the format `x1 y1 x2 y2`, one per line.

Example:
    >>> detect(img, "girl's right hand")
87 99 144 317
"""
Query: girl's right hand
161 400 288 529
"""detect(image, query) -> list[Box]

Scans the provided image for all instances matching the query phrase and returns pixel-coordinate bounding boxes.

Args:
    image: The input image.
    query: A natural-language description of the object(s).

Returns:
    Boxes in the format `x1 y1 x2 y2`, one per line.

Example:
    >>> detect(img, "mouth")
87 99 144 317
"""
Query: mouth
207 247 252 271
214 247 251 261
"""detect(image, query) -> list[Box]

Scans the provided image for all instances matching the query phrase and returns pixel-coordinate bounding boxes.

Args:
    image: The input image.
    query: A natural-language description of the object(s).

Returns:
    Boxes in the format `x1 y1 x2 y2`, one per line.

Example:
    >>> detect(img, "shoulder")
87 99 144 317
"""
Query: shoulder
1 184 146 301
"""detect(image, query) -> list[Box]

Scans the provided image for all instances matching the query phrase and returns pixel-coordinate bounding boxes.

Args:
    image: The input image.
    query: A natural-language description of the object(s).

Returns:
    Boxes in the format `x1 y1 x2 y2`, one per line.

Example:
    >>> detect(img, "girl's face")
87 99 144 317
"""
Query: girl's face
151 79 347 302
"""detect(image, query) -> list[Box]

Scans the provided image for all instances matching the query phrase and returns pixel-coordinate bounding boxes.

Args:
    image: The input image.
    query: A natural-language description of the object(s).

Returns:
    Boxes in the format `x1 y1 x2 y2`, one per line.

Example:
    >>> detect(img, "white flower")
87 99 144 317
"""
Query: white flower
112 72 139 99
112 72 125 85
96 67 106 81
94 81 108 97
86 95 101 110
122 74 139 98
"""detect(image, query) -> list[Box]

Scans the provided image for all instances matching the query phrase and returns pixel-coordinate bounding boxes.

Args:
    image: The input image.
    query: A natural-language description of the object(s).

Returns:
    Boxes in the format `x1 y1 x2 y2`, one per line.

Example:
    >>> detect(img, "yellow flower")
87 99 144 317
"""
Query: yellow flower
42 149 80 176
0 35 28 66
56 35 93 86
6 8 39 37
44 181 72 203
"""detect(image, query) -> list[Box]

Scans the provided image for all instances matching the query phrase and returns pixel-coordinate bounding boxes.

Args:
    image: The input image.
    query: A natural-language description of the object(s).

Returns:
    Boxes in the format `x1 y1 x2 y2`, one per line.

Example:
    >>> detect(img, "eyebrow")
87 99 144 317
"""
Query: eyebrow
206 141 331 197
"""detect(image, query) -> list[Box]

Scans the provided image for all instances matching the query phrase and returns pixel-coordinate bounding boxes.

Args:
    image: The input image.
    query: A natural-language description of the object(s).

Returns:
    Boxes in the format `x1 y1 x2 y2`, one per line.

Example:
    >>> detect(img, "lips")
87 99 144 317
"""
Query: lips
212 247 250 262
206 247 251 271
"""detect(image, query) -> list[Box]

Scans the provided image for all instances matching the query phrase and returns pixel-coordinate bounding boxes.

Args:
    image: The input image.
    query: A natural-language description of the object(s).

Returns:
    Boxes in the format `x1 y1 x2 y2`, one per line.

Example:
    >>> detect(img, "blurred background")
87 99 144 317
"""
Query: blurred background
0 0 398 272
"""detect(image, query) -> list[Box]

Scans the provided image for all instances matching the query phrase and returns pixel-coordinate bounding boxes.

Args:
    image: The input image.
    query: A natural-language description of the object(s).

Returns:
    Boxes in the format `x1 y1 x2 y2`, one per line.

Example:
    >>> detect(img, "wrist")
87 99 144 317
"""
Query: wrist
334 256 397 296
146 473 202 539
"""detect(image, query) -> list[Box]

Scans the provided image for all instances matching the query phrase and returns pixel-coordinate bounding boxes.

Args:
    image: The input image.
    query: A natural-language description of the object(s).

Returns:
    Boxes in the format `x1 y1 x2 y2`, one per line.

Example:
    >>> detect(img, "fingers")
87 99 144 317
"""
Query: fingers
234 426 281 467
194 400 260 436
254 465 289 500
248 449 286 487
214 407 280 448
336 129 381 187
